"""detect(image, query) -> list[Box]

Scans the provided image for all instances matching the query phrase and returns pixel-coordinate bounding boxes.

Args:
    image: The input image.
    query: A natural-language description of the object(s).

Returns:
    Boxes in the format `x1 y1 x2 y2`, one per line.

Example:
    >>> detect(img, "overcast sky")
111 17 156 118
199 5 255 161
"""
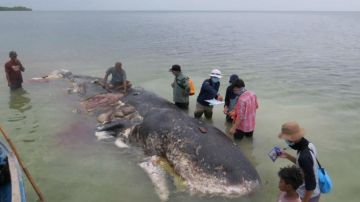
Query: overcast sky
2 0 360 11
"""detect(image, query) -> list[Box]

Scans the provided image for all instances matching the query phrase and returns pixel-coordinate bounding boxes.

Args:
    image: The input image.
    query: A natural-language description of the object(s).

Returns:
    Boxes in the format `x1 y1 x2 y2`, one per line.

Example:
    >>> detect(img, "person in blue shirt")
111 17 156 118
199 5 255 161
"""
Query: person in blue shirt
194 69 223 119
223 74 239 123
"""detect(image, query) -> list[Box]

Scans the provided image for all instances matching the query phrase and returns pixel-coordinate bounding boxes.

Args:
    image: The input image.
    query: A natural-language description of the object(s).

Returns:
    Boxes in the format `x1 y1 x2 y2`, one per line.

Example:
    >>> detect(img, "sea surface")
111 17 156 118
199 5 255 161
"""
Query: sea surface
0 11 359 202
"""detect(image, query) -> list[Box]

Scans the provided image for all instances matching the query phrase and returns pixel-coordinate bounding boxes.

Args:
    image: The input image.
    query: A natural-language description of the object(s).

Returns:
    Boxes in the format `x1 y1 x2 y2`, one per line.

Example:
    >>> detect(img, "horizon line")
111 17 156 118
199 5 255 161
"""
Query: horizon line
25 9 360 12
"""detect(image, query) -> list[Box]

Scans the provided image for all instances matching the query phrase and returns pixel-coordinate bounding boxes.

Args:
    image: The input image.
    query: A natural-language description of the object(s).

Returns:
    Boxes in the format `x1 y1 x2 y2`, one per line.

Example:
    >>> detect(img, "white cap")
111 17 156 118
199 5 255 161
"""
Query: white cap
209 69 222 78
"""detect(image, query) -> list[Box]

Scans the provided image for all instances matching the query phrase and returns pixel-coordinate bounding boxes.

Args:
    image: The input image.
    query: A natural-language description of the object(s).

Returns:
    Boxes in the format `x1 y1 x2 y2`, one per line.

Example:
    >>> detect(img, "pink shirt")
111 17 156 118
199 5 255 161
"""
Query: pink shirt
234 91 258 132
278 192 301 202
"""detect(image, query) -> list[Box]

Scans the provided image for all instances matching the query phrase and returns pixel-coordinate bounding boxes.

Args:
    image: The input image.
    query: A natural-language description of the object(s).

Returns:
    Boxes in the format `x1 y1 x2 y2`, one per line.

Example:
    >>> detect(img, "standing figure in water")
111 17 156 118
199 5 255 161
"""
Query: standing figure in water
194 69 223 119
229 78 258 140
4 51 25 91
169 64 190 110
223 74 239 123
278 122 321 202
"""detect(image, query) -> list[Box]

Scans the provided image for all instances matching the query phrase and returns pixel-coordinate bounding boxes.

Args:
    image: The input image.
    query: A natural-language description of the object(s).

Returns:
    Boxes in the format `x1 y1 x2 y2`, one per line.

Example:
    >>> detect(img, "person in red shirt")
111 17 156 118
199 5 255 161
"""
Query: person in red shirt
229 78 259 140
4 51 25 90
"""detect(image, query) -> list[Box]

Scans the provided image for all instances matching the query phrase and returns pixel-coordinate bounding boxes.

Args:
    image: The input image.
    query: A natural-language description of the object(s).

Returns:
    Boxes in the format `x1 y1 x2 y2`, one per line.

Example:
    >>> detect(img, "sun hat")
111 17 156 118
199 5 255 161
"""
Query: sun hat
209 69 222 78
229 74 239 83
278 121 305 142
169 64 181 72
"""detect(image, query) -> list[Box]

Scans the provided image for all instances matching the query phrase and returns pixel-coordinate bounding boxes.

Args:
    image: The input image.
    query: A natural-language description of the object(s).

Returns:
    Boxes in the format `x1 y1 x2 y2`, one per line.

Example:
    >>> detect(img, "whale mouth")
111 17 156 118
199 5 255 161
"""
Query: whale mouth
166 151 260 197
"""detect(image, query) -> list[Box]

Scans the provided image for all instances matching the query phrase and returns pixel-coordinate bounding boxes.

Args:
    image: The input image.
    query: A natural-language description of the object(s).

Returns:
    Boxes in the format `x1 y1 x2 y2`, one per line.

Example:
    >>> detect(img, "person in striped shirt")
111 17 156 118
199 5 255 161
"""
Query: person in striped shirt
229 78 259 140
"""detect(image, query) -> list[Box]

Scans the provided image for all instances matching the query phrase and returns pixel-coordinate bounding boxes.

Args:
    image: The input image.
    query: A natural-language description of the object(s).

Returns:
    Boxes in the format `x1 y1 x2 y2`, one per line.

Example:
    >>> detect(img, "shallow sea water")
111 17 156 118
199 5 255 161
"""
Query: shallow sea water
0 11 359 201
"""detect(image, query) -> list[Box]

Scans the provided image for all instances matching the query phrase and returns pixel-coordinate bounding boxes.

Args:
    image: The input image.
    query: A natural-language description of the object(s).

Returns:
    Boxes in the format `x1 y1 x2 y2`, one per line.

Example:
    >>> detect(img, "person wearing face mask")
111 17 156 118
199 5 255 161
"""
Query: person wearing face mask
223 74 239 122
194 69 223 119
278 121 321 202
169 64 190 110
229 78 258 140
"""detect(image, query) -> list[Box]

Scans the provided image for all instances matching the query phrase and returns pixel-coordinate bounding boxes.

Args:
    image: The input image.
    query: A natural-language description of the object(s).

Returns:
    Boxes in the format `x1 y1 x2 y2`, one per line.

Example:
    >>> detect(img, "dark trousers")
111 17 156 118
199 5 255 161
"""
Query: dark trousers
175 102 189 110
9 82 22 91
234 130 253 140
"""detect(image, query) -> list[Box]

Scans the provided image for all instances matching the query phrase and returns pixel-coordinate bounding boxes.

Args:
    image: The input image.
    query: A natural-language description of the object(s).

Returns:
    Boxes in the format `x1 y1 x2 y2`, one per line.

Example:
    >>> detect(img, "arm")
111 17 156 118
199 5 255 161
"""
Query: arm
229 100 245 135
279 151 297 164
255 95 259 109
123 80 127 93
182 78 190 95
229 114 241 135
299 153 317 202
103 70 110 83
122 70 127 93
224 87 230 107
203 82 219 99
5 63 11 86
16 59 25 71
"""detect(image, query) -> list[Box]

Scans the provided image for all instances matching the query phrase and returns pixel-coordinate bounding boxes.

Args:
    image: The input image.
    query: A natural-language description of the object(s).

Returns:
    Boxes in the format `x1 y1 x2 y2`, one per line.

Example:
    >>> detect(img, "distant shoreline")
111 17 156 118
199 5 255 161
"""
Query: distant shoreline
1 8 359 13
0 6 32 11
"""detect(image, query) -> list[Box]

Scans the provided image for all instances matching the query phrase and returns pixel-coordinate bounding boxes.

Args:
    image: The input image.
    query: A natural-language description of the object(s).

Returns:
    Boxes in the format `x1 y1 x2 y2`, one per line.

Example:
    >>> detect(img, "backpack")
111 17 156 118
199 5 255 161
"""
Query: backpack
177 77 196 96
188 78 196 96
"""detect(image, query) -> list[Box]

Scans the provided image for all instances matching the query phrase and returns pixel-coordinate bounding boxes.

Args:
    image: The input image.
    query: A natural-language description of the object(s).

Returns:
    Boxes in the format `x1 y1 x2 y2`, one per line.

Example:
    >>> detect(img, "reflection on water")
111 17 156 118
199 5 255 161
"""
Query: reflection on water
7 88 32 122
8 88 32 112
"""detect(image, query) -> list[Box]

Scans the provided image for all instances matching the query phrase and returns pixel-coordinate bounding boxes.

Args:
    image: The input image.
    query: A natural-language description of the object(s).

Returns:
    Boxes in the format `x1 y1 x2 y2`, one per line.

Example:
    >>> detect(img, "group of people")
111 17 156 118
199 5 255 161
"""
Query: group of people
169 64 258 140
277 121 321 202
169 64 321 202
4 52 321 202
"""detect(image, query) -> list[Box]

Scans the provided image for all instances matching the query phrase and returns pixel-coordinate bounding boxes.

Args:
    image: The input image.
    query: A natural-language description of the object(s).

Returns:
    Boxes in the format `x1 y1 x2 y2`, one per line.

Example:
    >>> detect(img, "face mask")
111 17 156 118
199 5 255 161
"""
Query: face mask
233 90 242 96
211 77 220 83
285 140 295 147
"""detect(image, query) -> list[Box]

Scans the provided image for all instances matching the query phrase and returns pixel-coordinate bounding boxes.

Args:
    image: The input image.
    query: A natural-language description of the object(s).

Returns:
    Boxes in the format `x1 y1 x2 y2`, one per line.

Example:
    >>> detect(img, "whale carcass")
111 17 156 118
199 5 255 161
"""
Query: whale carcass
60 73 260 199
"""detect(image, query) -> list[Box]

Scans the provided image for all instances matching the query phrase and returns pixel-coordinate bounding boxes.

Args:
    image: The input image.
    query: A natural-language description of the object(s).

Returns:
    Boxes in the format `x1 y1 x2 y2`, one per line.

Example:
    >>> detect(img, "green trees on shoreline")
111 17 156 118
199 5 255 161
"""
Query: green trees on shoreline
0 6 32 11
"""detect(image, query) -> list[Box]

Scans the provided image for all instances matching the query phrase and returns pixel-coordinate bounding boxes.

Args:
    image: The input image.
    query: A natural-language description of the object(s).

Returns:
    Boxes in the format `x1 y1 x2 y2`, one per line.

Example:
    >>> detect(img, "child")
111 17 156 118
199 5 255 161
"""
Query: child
278 165 303 202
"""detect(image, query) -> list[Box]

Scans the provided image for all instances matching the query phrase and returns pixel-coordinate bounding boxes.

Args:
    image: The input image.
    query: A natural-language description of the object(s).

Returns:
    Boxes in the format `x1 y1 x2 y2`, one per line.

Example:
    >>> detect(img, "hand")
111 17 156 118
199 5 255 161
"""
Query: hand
217 95 223 101
279 150 289 159
223 106 228 114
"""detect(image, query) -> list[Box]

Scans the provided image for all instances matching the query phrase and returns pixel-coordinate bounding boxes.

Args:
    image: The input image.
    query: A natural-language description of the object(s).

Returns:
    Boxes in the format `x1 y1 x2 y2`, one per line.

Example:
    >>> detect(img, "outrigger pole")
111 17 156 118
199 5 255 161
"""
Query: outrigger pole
0 125 46 202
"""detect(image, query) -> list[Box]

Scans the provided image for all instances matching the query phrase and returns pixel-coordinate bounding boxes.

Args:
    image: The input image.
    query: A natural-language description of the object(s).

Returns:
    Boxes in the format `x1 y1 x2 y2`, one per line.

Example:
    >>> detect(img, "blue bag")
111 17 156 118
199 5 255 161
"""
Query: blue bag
309 149 333 193
317 163 333 193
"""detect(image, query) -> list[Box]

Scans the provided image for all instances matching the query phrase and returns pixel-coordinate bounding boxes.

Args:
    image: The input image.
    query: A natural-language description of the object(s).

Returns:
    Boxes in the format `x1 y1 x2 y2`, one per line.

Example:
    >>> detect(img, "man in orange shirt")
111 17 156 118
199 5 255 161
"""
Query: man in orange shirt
4 51 25 90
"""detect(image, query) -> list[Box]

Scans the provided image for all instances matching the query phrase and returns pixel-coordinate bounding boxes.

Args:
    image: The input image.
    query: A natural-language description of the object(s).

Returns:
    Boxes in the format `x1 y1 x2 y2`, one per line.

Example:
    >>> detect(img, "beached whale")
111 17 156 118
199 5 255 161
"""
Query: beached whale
60 73 260 199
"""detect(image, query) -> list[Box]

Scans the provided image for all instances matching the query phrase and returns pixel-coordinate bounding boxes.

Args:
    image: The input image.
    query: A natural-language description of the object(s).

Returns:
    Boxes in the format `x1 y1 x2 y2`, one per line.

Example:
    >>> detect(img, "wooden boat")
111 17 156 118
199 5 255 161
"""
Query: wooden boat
0 140 26 202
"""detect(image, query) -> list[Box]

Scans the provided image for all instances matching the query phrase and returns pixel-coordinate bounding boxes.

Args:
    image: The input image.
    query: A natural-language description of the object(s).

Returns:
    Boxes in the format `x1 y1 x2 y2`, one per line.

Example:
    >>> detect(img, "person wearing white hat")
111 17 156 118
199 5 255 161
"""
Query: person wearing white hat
278 121 321 202
194 69 223 119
